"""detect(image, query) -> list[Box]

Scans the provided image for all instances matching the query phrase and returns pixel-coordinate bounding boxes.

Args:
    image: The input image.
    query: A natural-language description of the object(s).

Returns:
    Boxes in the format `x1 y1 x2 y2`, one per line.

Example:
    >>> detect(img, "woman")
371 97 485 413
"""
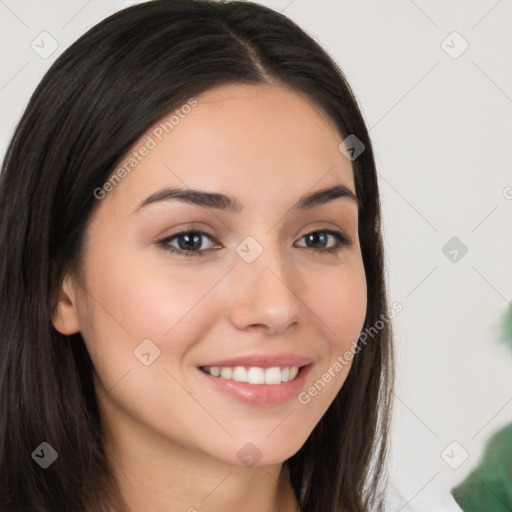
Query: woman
0 1 395 511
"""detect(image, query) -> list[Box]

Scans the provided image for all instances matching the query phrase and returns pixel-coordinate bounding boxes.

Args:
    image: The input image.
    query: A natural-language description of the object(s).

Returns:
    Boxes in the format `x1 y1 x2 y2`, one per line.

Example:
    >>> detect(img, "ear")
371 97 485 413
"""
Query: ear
52 273 81 335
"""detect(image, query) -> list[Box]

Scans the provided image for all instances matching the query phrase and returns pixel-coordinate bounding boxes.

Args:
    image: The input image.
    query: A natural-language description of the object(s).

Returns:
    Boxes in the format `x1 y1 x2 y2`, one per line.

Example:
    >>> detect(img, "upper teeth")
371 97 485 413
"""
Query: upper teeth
202 366 299 385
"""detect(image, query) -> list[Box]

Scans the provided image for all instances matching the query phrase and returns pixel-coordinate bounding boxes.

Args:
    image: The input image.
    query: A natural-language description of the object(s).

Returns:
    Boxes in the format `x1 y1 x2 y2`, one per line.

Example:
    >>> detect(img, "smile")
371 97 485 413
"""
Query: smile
200 365 300 385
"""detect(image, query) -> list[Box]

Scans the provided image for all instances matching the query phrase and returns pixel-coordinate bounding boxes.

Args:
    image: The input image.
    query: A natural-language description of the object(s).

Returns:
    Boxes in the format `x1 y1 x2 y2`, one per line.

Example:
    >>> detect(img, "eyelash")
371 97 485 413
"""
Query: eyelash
157 228 353 258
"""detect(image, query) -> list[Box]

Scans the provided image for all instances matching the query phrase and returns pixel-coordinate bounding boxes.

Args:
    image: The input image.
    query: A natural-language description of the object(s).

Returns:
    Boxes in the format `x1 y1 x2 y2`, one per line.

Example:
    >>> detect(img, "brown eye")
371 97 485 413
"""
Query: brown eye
158 230 218 257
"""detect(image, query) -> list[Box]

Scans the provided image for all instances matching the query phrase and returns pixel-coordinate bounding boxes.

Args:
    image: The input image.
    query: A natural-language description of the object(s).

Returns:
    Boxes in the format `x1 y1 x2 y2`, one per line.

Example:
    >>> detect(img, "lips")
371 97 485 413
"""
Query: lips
198 362 312 405
198 352 313 369
195 352 313 405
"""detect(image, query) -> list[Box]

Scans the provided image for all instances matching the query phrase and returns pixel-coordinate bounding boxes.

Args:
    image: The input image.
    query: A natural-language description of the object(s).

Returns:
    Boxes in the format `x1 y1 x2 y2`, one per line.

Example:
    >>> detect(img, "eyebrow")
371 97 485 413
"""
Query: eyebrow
133 183 358 214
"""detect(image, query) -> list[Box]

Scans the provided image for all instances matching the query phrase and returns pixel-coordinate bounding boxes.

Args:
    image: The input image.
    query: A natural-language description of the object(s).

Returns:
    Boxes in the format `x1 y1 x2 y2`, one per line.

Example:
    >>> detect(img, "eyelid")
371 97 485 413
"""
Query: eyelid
157 228 219 251
294 228 353 250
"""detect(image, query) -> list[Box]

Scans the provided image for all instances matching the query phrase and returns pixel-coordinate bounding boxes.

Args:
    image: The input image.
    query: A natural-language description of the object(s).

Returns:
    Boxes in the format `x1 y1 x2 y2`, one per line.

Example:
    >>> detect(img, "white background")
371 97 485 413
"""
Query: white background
1 1 511 511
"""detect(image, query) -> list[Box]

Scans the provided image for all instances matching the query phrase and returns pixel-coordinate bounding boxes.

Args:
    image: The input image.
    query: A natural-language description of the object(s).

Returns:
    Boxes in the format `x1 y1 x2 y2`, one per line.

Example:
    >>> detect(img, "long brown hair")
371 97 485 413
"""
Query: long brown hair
0 1 395 511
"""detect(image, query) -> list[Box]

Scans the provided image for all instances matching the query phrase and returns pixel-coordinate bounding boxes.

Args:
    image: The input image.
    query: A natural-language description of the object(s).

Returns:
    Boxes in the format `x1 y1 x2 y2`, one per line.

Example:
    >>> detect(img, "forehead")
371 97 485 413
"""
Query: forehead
100 82 355 216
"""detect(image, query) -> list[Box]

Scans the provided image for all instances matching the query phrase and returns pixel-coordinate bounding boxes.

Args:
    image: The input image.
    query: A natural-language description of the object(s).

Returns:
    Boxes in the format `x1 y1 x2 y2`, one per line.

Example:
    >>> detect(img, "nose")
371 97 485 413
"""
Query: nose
227 240 302 334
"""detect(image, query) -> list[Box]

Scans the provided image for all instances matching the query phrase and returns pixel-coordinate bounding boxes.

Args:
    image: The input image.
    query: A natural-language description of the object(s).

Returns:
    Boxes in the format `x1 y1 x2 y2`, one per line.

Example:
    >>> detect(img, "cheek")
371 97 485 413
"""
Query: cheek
307 256 367 352
78 243 228 371
76 248 230 441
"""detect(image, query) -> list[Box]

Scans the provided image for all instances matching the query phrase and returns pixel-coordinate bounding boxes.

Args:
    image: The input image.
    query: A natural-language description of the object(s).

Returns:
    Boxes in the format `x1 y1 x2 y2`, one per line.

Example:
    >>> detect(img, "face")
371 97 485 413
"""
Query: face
54 83 367 467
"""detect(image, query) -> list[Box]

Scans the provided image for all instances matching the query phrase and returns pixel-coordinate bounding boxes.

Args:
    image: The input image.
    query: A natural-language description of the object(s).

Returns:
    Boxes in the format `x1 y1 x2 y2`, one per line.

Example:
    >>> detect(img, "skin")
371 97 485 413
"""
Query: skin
52 82 367 512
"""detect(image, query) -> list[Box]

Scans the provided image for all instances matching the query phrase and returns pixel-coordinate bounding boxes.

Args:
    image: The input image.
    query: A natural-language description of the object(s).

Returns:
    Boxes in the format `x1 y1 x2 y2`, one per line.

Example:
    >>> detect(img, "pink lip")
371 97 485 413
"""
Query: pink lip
199 352 313 369
198 363 313 406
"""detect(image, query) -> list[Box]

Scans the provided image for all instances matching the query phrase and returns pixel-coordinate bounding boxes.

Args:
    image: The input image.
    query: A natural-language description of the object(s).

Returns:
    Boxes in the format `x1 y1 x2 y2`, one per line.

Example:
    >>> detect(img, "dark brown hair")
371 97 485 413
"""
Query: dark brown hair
0 1 395 511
